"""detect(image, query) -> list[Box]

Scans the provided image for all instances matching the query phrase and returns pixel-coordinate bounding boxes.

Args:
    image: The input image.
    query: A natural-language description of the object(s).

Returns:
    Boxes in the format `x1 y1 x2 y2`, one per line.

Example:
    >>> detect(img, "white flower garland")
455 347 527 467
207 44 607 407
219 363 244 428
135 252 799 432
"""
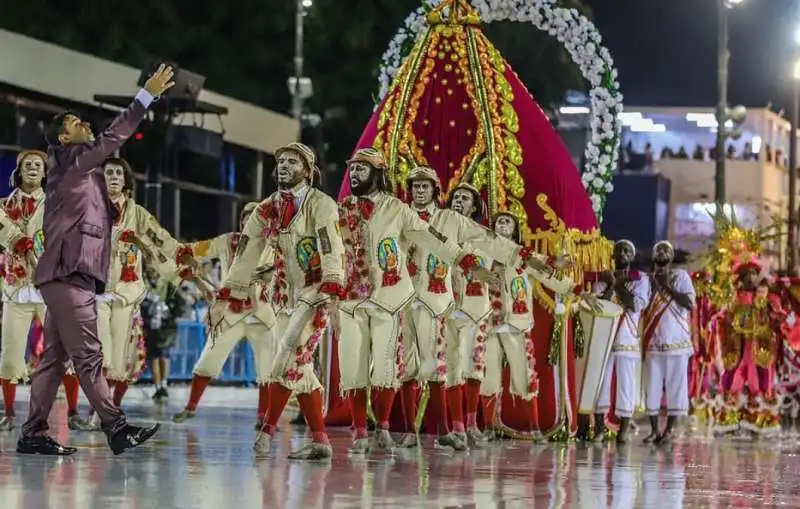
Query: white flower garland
376 0 622 219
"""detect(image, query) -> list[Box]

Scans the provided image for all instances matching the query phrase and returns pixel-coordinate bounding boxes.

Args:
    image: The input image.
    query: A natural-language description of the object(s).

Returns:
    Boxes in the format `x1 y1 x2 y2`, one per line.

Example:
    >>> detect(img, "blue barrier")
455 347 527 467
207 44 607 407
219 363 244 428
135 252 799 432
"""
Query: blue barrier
138 320 258 384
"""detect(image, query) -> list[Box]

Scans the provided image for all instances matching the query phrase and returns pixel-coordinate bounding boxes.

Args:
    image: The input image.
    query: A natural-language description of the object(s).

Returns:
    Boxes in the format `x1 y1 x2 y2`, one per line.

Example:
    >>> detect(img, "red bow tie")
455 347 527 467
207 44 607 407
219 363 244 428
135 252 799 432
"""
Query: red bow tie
417 210 431 222
358 198 375 220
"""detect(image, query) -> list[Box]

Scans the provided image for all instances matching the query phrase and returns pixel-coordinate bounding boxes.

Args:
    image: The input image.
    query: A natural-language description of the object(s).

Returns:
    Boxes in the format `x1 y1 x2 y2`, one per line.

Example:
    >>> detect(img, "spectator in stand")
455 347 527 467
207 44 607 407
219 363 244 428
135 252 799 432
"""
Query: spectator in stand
141 267 188 400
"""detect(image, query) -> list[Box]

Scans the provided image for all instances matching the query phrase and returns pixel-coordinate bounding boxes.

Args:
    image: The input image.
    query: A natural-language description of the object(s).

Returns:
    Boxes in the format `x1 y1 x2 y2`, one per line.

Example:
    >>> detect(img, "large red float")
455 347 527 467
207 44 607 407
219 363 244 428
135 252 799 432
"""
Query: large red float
325 0 612 438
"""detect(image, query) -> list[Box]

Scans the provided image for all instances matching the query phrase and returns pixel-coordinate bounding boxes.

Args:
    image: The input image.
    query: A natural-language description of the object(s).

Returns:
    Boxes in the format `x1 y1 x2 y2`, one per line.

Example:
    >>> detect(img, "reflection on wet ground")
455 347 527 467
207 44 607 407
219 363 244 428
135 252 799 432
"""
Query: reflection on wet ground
2 391 800 508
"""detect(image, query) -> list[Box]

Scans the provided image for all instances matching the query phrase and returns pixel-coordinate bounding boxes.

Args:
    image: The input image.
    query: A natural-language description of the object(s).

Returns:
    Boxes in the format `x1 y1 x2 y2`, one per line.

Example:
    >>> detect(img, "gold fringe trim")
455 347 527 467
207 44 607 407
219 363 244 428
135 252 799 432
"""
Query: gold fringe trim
528 194 613 312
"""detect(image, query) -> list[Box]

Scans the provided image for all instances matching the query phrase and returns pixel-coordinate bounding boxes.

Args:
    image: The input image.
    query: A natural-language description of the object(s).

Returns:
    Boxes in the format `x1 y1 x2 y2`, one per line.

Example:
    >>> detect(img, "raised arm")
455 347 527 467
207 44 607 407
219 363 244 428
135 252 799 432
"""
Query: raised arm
72 90 153 175
400 203 472 271
133 204 181 262
72 65 173 175
175 234 230 268
314 194 346 295
452 212 523 267
219 201 276 299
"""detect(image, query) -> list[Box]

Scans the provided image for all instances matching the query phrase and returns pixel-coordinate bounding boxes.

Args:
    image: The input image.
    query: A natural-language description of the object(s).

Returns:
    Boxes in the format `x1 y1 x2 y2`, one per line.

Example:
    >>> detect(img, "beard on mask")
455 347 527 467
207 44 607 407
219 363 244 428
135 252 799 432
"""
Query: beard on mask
351 169 379 197
653 257 671 267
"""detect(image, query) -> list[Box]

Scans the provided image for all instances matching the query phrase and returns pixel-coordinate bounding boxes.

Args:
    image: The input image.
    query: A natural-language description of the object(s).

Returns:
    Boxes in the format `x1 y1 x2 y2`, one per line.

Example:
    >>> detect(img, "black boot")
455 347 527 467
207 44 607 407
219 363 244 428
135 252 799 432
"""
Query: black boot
108 424 160 455
616 418 631 444
655 416 677 445
17 436 78 456
643 415 660 443
593 413 607 442
576 414 591 441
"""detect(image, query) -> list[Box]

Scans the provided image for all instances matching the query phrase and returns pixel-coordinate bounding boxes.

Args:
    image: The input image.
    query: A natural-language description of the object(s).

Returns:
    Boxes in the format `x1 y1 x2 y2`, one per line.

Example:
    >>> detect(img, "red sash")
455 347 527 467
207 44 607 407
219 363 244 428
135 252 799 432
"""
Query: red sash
641 290 672 353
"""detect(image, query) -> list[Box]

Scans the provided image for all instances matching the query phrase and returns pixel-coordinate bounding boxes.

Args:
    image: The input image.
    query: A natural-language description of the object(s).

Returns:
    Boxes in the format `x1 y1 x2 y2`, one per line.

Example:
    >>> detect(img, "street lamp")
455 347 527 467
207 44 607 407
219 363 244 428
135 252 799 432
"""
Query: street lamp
290 0 313 128
787 55 800 274
715 0 746 208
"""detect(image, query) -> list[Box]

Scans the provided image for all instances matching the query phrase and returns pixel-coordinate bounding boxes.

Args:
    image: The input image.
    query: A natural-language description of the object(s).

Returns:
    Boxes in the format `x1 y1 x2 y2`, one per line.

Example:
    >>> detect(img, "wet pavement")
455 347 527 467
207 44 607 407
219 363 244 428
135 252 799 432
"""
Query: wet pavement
2 388 800 508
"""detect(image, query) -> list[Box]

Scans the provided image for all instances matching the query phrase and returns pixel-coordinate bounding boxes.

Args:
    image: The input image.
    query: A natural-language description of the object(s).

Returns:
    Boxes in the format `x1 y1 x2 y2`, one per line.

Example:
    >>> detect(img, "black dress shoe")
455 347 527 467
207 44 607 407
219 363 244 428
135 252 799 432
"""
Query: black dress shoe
17 436 78 456
108 424 160 456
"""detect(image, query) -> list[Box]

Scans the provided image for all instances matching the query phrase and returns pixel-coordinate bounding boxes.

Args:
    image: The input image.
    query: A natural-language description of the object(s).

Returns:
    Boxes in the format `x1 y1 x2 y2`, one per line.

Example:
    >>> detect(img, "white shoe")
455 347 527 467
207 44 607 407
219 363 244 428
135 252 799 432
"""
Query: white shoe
254 431 272 457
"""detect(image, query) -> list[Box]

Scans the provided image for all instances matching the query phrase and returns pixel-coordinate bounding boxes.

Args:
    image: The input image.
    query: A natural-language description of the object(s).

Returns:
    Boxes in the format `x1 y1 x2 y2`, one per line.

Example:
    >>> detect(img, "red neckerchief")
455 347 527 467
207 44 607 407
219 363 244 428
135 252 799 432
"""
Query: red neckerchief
279 191 296 228
21 196 36 218
358 197 374 220
417 209 431 222
112 200 126 225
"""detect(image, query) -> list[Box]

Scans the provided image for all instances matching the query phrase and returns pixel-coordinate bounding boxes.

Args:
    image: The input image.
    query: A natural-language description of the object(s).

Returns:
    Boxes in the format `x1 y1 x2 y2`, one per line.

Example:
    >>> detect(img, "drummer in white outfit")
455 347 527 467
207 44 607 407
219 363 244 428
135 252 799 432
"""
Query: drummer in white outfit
593 239 651 443
641 241 695 444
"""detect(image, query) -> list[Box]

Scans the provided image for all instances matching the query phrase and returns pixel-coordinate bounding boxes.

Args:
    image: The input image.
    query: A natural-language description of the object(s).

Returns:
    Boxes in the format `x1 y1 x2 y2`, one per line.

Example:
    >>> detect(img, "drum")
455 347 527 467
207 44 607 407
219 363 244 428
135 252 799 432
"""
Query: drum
575 298 623 415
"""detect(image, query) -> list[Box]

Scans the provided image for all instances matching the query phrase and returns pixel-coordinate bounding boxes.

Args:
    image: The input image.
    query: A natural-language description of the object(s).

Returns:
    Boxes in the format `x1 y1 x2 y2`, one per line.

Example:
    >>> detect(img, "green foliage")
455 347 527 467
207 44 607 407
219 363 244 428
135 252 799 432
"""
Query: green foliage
1 0 591 167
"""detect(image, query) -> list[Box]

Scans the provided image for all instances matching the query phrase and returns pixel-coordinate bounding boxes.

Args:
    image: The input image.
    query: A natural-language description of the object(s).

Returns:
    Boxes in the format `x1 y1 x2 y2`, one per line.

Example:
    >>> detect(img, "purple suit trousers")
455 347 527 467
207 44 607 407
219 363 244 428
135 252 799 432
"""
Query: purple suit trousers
21 281 126 438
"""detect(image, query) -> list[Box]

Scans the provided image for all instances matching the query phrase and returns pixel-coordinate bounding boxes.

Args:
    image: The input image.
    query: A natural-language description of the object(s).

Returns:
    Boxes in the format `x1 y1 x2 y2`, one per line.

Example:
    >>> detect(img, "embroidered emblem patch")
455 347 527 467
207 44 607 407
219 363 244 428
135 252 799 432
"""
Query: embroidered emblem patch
146 228 164 248
510 275 529 313
428 225 447 243
317 226 332 254
33 230 45 256
296 237 321 272
377 238 401 287
426 254 448 293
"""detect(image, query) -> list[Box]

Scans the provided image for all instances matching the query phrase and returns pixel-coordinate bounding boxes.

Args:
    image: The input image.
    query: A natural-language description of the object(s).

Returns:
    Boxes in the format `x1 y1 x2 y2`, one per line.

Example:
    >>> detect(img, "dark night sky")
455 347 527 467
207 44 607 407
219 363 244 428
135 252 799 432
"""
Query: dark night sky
583 0 800 110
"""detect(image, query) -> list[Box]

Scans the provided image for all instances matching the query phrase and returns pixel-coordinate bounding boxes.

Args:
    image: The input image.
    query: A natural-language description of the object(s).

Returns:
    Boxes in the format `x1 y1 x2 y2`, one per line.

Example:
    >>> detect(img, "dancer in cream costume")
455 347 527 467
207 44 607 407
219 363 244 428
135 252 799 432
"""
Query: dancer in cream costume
481 212 574 439
397 172 558 450
642 241 695 444
95 158 181 412
338 149 491 454
0 150 48 431
172 202 277 427
212 142 343 460
593 239 651 443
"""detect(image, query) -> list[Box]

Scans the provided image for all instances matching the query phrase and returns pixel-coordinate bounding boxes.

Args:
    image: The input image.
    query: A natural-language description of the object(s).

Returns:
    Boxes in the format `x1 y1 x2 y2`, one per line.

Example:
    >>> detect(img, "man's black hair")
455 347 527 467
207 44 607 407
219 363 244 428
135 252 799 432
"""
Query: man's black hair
44 111 76 146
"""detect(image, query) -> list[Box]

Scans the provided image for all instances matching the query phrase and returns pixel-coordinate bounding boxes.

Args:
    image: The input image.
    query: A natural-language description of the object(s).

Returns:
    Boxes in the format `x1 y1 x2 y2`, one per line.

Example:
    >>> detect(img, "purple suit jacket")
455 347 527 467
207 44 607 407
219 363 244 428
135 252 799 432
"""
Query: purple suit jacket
35 99 148 293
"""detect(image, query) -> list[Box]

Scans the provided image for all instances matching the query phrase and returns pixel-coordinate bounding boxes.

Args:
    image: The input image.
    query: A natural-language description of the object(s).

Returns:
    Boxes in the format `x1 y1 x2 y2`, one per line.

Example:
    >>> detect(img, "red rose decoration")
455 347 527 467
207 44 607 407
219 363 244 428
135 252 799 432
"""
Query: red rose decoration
13 236 33 254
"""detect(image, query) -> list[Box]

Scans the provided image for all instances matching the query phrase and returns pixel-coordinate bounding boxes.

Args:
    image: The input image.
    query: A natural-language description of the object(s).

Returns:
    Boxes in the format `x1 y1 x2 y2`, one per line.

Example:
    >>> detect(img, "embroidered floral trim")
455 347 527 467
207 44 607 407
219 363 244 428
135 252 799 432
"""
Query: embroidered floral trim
319 281 343 296
490 285 503 327
284 305 330 382
216 287 253 314
176 245 194 266
471 322 489 372
272 247 289 309
396 312 408 380
119 229 136 244
120 266 138 282
434 315 448 379
13 236 33 254
524 333 538 395
340 199 374 300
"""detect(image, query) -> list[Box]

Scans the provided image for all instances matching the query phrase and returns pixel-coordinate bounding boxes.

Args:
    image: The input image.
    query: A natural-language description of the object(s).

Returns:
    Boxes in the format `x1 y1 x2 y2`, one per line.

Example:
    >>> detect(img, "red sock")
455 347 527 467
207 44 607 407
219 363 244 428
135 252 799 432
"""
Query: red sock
530 397 540 432
348 389 369 439
400 381 417 432
429 382 449 435
263 383 292 435
482 395 496 429
465 379 481 428
297 390 329 444
62 375 80 416
372 387 397 430
1 379 16 417
186 375 211 411
257 384 270 421
112 382 129 407
446 385 465 433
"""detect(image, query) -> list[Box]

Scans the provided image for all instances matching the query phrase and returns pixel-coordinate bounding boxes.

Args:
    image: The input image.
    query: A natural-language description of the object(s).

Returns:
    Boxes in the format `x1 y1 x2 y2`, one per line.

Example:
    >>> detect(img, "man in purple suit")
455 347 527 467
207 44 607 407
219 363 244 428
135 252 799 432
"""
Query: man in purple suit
17 65 175 456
